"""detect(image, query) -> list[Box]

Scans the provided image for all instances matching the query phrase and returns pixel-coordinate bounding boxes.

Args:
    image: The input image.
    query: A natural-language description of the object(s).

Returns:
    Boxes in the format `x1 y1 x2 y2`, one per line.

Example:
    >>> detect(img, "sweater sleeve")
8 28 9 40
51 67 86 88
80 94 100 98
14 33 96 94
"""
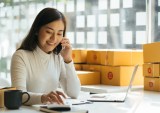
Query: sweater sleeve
59 56 81 98
11 51 43 105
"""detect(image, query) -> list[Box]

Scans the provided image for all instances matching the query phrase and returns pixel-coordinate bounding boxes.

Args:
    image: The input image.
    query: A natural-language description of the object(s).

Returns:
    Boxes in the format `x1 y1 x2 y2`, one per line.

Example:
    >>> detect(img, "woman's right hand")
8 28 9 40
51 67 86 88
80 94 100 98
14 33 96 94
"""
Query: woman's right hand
41 91 66 104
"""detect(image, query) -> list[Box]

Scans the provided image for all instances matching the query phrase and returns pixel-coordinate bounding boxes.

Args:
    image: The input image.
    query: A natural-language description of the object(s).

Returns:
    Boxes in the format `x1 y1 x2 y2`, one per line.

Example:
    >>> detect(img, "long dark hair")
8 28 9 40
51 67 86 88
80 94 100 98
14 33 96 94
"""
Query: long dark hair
18 8 66 52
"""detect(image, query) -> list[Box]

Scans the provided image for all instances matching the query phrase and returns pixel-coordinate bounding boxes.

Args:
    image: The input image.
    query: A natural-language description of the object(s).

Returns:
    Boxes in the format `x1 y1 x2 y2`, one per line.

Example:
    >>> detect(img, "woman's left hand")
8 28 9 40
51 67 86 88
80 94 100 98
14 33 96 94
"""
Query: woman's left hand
60 37 72 63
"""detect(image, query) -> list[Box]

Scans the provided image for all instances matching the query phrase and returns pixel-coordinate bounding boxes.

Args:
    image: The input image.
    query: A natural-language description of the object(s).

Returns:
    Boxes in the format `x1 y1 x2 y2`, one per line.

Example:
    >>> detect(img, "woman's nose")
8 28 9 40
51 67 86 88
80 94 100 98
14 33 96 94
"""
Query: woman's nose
50 33 57 41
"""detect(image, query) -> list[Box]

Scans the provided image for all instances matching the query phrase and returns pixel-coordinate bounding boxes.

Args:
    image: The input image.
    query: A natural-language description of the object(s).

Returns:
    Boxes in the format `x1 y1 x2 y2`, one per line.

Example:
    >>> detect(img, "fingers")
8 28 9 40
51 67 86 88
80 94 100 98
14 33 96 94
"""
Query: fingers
56 91 67 99
41 94 52 104
60 37 72 62
61 38 72 49
42 91 66 104
61 37 70 44
49 92 63 104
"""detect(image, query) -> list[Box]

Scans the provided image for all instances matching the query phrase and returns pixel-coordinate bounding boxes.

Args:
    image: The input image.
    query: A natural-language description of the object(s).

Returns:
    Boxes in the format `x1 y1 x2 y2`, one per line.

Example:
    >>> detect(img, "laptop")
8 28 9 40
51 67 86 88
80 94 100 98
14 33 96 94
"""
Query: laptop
87 65 139 102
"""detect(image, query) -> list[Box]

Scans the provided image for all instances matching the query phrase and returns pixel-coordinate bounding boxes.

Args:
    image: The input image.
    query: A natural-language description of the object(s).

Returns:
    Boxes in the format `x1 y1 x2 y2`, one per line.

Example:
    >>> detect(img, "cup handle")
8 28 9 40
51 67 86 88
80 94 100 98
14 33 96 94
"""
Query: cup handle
22 92 30 104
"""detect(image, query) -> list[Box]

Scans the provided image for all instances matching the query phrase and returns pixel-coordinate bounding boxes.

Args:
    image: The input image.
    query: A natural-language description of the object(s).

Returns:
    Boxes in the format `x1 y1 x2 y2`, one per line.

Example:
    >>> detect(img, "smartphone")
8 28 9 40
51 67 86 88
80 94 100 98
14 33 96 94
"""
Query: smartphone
54 43 62 55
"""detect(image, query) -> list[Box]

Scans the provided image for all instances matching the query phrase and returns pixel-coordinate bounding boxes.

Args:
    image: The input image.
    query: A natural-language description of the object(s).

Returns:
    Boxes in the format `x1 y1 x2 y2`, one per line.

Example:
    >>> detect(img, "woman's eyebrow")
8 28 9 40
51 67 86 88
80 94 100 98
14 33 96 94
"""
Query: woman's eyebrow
46 26 64 32
46 26 54 31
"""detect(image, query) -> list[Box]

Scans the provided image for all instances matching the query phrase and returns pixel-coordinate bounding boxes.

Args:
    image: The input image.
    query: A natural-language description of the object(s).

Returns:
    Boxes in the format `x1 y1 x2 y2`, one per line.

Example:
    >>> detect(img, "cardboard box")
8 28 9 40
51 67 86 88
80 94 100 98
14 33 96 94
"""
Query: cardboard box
81 64 101 72
100 50 143 66
143 64 160 77
86 50 101 65
144 77 160 91
74 64 82 70
101 66 143 86
81 64 90 71
0 87 16 108
77 71 100 85
72 49 87 63
143 42 160 63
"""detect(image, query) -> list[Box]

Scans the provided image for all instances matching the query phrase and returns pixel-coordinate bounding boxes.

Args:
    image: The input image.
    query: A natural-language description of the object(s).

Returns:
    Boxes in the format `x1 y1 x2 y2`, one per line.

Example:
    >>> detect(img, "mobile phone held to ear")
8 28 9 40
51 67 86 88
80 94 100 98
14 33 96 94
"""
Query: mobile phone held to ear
54 43 62 55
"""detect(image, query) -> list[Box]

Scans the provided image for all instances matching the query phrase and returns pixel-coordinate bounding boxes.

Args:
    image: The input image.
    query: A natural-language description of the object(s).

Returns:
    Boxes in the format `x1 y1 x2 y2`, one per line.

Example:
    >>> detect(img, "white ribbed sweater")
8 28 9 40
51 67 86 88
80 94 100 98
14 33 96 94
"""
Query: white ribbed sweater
11 46 80 105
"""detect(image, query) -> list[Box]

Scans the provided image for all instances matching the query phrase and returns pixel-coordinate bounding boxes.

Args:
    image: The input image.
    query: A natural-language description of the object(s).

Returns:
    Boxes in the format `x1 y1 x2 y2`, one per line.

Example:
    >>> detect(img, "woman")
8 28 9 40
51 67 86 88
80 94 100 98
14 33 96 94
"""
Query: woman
11 8 81 105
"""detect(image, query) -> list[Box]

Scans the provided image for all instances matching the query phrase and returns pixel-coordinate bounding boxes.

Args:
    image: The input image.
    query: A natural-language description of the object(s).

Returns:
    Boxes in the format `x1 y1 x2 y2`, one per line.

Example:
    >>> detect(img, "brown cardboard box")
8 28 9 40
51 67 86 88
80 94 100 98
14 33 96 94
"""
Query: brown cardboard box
100 50 108 65
72 49 87 63
100 50 143 66
101 66 143 86
143 42 160 63
86 50 101 65
81 64 90 71
0 87 16 108
81 64 101 72
74 64 82 70
143 64 160 77
144 77 160 91
132 51 143 65
77 71 100 85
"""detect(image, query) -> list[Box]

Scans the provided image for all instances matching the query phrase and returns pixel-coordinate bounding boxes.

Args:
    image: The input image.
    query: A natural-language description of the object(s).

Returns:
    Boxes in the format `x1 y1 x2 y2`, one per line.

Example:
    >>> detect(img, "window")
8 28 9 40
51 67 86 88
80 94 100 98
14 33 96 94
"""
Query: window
154 0 160 42
66 0 146 49
0 0 150 78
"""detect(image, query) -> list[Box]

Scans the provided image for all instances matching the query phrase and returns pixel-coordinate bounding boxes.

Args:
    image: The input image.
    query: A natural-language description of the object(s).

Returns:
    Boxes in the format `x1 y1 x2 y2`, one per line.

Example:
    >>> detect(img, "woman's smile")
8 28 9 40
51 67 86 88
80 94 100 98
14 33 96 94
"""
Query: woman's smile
46 41 56 46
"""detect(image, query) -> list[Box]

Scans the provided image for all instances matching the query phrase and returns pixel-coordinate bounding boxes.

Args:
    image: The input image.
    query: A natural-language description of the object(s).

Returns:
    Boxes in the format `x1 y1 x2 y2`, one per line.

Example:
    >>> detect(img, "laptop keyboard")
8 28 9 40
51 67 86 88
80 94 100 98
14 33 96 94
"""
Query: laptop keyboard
104 94 125 100
89 93 126 101
105 95 124 100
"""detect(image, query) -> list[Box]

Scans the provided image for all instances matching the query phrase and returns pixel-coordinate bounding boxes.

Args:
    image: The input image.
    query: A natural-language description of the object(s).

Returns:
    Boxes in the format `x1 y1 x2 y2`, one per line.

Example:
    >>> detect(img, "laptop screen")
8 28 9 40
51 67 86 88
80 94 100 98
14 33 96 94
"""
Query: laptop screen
124 65 139 100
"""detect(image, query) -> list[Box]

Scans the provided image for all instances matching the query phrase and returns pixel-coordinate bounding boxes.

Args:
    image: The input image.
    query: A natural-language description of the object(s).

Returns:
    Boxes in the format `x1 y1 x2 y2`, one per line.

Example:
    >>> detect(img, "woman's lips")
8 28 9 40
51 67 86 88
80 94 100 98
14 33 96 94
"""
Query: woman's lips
47 41 56 46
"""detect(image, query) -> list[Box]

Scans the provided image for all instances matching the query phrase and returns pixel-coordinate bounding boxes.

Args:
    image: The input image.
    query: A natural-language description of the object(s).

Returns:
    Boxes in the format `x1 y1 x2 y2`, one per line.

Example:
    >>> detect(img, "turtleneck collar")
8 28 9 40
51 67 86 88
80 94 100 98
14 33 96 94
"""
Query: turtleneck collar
34 46 53 59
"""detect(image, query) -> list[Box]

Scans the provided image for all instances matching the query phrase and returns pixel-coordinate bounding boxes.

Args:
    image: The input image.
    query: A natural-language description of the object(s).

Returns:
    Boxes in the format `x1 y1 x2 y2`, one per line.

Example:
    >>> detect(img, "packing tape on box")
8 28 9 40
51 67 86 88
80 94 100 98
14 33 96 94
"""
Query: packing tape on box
152 64 155 77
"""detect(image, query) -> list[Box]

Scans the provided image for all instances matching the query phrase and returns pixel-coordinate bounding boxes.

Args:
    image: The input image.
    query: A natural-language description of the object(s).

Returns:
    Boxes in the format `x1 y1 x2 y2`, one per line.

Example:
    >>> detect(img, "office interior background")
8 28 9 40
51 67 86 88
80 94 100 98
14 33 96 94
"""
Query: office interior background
0 0 160 81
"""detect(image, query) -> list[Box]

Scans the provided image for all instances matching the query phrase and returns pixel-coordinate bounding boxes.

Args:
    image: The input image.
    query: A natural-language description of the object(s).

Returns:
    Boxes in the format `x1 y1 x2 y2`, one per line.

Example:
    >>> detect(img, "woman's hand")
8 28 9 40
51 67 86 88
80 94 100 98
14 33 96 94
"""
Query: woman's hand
60 37 72 63
41 91 66 104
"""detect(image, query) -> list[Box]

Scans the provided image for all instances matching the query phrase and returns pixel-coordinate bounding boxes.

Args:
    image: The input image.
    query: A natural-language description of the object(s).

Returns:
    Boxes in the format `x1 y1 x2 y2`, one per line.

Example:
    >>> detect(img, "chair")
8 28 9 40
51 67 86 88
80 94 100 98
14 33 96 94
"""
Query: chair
0 77 10 88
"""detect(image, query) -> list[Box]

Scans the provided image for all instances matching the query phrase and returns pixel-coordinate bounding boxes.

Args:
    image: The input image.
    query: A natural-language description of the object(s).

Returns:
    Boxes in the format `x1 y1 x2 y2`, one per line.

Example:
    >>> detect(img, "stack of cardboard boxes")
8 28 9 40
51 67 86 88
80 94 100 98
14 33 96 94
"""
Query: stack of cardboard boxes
72 49 101 85
99 50 143 86
73 49 144 86
143 42 160 91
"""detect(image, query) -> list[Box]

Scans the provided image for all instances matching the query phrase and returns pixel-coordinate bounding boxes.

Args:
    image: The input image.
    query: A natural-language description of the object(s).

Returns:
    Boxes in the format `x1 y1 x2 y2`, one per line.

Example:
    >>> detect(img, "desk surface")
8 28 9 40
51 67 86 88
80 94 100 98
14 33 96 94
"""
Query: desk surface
0 89 160 113
81 84 143 93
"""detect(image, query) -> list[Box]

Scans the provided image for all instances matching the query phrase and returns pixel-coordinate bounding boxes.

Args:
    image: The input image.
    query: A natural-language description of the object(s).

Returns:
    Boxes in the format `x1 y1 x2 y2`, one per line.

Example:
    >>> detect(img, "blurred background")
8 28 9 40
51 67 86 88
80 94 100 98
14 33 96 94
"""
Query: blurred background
0 0 159 81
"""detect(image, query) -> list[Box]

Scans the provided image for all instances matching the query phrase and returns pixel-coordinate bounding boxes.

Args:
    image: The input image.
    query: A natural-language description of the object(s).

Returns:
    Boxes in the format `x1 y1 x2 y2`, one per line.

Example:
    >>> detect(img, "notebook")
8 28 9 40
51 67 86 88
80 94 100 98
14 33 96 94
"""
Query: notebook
87 65 139 102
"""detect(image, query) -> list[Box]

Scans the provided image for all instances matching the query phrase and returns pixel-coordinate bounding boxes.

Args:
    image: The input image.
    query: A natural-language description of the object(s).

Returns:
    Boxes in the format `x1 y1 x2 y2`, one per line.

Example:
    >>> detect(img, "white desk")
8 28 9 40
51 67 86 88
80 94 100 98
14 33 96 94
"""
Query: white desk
81 84 143 93
0 89 160 113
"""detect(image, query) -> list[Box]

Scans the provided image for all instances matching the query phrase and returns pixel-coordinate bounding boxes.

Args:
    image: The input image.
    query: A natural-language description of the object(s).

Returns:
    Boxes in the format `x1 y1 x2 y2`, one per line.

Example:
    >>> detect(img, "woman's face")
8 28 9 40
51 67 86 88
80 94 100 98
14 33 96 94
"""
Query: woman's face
38 19 64 53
